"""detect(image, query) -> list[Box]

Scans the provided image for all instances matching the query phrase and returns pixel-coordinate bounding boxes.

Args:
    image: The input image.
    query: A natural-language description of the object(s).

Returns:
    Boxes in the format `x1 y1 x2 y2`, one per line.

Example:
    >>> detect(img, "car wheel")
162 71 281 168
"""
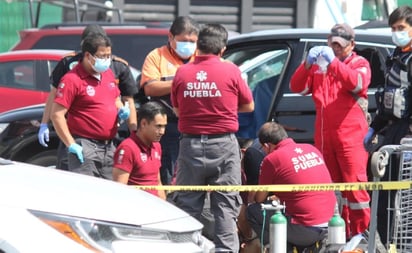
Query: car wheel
26 150 57 168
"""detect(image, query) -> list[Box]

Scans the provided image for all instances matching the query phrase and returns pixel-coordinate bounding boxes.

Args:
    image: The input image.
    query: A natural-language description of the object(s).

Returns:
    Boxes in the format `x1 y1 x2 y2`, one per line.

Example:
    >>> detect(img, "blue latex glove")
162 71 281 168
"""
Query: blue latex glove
68 143 84 163
320 46 335 63
363 127 375 152
38 123 49 147
306 46 323 65
118 102 130 120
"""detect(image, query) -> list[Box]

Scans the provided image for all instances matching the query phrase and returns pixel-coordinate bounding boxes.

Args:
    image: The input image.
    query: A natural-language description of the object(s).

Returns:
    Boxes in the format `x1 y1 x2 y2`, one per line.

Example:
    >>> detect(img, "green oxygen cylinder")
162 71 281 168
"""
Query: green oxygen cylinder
328 203 346 245
269 209 287 253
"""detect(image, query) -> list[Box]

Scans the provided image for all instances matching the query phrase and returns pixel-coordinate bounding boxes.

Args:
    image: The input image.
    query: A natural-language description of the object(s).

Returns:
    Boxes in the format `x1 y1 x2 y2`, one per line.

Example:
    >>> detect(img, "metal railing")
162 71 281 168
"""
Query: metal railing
26 0 123 28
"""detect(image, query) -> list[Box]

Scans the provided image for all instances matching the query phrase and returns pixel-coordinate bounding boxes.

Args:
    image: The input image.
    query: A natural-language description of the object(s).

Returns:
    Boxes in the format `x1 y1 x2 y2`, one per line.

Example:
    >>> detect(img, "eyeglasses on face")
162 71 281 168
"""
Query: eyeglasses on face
93 54 112 60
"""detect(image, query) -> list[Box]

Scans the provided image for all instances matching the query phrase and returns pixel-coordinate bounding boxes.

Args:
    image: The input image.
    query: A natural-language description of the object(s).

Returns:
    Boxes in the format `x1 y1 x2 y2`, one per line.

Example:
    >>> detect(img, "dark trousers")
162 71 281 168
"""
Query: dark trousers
159 122 180 185
247 202 327 250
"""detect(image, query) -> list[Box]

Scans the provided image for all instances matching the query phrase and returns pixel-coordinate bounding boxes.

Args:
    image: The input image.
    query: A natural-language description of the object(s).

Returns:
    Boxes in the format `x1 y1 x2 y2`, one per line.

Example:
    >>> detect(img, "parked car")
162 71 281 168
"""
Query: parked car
226 28 395 141
11 23 170 70
0 28 395 167
0 158 214 252
0 49 71 113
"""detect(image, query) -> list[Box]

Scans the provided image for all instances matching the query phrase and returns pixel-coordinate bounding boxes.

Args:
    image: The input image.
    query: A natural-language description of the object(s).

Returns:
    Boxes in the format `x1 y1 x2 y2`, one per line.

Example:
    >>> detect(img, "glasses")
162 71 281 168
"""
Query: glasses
93 54 112 60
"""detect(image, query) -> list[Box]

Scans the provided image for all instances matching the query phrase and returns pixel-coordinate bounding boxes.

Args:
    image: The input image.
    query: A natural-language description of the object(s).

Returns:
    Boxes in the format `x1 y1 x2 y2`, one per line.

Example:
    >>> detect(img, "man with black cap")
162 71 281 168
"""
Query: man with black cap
290 23 372 241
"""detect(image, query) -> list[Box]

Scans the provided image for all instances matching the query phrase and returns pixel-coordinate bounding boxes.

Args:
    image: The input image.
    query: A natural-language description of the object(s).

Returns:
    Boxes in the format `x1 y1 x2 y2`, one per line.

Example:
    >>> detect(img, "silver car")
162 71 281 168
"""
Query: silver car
0 158 214 253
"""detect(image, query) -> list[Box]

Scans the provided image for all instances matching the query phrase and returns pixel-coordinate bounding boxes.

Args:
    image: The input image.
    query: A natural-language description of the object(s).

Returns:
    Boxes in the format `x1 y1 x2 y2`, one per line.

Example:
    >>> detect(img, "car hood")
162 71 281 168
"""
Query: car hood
0 160 202 233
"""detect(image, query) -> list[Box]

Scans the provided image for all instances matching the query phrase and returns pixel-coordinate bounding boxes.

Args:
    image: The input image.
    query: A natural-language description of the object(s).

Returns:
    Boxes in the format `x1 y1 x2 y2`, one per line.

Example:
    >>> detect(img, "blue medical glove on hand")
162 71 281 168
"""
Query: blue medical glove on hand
363 127 375 152
118 103 130 120
68 143 84 163
38 123 49 147
306 46 323 65
320 46 335 63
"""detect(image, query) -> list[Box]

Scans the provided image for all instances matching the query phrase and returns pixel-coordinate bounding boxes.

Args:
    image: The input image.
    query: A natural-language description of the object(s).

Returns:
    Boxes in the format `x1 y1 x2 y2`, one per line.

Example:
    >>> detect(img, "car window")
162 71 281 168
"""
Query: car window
0 60 57 92
226 46 289 92
353 43 393 89
224 44 290 138
0 61 35 89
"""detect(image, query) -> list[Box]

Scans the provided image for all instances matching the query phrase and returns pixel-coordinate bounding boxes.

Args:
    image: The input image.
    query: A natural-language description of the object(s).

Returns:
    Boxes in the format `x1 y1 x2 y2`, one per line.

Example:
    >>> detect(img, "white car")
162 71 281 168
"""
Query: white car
0 158 214 253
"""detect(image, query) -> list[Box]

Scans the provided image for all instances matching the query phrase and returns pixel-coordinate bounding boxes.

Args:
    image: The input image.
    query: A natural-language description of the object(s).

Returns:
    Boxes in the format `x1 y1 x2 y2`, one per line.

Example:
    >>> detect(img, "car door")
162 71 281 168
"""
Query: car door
224 39 298 139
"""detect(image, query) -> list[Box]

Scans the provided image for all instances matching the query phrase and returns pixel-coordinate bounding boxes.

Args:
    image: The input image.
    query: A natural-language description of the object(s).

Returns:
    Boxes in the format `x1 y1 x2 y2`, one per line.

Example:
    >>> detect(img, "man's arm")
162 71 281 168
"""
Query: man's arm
113 167 130 184
143 80 173 97
254 191 269 203
50 102 73 147
238 102 255 113
140 49 174 97
40 87 57 124
122 96 137 132
172 107 179 117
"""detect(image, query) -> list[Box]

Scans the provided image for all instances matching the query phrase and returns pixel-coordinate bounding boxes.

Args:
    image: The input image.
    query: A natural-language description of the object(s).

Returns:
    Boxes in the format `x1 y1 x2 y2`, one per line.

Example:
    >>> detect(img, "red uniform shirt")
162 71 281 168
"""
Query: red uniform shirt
290 53 371 150
54 62 120 140
113 133 162 197
259 138 335 226
171 55 253 134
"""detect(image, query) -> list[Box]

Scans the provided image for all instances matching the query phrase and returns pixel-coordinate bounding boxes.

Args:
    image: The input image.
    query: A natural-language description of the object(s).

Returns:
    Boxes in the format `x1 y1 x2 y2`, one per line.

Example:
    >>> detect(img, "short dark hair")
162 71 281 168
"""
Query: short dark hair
389 5 412 27
137 101 167 127
258 122 288 145
81 33 112 55
197 24 228 55
169 16 200 36
81 24 106 40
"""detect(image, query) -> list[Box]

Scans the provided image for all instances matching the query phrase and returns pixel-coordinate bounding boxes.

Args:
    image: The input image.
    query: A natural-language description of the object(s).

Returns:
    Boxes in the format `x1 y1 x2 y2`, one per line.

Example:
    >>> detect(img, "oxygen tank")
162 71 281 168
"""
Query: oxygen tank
328 203 346 245
270 209 287 253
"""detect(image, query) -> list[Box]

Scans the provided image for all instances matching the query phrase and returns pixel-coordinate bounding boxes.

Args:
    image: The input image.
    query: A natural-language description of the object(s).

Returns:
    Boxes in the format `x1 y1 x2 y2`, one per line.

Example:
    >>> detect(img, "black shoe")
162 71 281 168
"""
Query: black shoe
361 230 387 253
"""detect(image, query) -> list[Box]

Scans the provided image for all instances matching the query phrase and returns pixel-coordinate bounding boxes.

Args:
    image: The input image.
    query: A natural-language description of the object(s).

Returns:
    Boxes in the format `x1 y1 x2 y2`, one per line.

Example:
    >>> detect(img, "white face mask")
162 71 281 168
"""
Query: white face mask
392 30 412 47
89 55 111 73
174 41 196 59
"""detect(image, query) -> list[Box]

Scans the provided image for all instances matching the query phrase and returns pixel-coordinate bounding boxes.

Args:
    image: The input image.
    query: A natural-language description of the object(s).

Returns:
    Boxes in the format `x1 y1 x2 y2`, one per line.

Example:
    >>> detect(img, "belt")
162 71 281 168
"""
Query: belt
74 136 112 145
181 133 231 139
88 138 112 145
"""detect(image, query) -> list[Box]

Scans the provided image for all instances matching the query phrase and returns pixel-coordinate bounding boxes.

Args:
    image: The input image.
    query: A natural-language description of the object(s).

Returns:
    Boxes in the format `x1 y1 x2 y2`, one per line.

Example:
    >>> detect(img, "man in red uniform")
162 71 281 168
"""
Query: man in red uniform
38 24 137 170
112 101 167 199
140 16 200 185
290 23 371 239
247 122 335 251
171 24 254 253
51 33 129 179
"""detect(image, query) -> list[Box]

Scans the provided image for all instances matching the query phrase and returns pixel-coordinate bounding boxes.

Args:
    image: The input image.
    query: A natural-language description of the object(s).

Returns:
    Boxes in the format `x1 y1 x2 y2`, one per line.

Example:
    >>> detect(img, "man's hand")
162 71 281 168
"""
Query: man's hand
363 127 375 152
38 123 49 147
68 143 84 163
320 46 335 63
118 101 130 120
306 46 323 65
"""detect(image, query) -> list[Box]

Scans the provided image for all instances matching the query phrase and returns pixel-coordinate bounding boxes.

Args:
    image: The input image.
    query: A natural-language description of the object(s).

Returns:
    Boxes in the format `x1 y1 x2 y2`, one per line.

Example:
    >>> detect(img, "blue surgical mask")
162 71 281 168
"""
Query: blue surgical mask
174 41 196 59
392 31 411 47
90 56 111 73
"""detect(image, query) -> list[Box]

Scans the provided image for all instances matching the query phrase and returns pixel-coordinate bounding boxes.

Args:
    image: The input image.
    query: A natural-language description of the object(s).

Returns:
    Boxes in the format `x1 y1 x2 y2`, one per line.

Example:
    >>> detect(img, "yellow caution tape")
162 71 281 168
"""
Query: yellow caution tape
134 181 412 192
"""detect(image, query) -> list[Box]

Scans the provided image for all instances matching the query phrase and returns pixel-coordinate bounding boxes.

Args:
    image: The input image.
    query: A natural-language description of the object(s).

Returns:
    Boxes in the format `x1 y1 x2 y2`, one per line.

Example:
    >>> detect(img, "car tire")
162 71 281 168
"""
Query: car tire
26 150 57 168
